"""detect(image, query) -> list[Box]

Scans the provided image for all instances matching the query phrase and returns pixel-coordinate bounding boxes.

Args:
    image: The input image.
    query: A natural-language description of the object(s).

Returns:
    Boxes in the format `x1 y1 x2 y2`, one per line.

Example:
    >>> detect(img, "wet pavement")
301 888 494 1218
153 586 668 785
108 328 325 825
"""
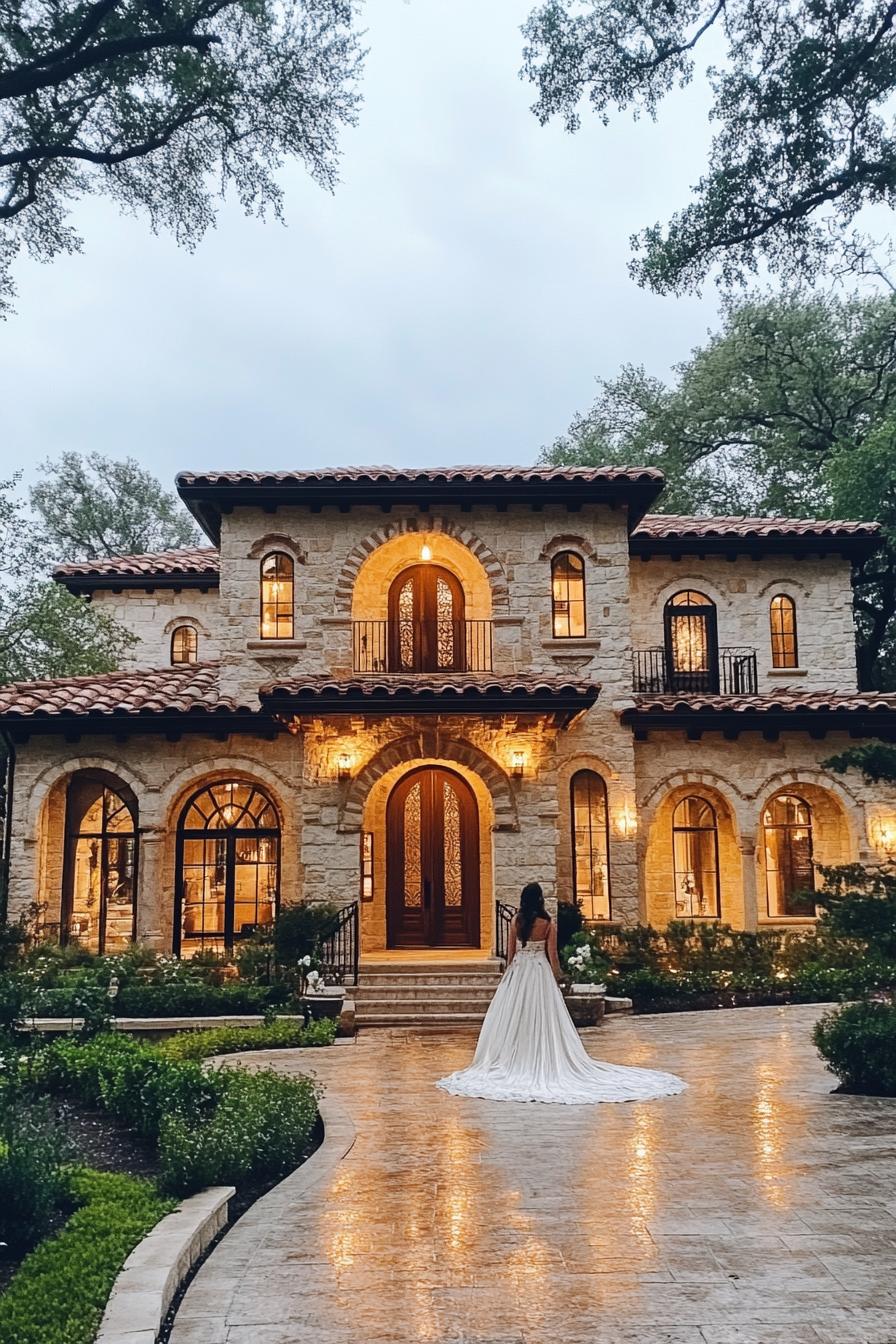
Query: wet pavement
170 1005 896 1344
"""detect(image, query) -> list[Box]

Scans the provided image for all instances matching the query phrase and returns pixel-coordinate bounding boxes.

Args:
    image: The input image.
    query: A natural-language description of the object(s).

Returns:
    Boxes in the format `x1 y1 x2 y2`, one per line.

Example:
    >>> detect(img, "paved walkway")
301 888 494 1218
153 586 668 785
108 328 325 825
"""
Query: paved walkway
170 1006 896 1344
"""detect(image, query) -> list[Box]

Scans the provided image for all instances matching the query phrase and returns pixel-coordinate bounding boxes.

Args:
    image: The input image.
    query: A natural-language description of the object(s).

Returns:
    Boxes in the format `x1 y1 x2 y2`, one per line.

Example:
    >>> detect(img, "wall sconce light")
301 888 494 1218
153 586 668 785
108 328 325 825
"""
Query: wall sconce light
337 752 352 782
511 750 526 780
614 802 638 840
870 813 896 858
420 542 433 562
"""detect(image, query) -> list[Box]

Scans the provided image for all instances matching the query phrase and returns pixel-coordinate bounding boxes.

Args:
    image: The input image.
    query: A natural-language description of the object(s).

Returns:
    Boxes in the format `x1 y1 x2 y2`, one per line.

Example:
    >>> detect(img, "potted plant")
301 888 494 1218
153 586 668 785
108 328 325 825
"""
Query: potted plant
302 965 345 1021
562 937 609 1027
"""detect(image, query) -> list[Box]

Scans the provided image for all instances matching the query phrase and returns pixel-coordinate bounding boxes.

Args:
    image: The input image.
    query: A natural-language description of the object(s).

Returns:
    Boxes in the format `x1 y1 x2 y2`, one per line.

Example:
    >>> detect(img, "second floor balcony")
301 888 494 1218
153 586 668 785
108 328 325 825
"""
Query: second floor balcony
633 646 759 696
353 619 494 674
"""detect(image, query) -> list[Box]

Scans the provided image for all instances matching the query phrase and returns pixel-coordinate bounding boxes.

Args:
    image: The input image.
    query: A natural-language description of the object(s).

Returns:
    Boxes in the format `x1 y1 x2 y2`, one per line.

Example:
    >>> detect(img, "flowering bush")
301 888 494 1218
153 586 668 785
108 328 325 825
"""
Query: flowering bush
561 932 611 985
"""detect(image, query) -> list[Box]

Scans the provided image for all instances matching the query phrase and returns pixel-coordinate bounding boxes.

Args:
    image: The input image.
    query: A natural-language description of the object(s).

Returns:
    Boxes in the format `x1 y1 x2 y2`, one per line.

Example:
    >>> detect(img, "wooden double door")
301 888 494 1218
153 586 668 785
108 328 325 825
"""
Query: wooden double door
386 766 480 947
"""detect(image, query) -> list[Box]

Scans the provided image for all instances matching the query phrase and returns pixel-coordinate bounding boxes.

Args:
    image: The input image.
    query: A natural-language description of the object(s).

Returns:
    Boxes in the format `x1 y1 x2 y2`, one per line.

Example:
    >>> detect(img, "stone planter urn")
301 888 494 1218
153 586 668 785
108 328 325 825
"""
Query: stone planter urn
564 983 606 1028
302 987 345 1022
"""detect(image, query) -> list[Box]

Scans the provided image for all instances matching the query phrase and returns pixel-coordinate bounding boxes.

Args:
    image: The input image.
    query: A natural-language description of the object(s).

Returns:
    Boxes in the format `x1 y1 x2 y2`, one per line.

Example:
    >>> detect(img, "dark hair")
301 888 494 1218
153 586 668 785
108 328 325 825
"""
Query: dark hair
516 882 550 945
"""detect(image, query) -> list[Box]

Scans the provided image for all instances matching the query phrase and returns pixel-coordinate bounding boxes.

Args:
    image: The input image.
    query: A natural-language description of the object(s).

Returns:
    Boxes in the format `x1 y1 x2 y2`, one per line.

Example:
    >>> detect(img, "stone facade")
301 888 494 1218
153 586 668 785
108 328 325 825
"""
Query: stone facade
4 471 894 960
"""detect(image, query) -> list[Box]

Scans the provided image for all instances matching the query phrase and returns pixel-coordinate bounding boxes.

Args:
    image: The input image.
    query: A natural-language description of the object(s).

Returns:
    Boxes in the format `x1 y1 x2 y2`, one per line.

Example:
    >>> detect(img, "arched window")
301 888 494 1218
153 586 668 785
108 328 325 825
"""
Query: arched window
260 552 294 640
551 551 586 638
176 781 280 955
170 624 198 665
570 770 611 919
672 797 720 918
770 594 798 668
762 794 815 917
61 771 138 953
664 591 718 691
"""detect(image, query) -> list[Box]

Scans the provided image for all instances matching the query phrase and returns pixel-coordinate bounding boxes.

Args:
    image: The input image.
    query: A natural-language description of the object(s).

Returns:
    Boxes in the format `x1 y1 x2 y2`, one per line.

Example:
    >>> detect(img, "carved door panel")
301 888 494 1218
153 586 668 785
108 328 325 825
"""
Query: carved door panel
386 767 480 947
387 565 465 672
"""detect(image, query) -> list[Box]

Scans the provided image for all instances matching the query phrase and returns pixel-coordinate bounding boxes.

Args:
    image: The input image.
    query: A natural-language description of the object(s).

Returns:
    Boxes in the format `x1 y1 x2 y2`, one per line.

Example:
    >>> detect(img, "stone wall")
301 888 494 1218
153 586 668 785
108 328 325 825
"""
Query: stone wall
90 588 221 669
629 556 858 692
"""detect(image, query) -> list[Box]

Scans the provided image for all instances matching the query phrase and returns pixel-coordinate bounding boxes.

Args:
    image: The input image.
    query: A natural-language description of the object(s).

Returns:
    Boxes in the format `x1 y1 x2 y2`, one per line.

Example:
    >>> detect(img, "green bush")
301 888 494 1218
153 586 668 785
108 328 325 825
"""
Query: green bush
29 979 295 1019
34 1030 323 1195
0 1168 172 1344
0 1098 72 1250
814 1000 896 1094
273 901 340 969
159 1066 319 1192
160 1016 336 1061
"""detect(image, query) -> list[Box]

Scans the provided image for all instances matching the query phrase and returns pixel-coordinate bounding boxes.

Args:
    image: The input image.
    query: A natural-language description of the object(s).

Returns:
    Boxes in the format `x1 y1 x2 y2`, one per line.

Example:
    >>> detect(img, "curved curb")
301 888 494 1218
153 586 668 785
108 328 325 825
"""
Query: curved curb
96 1185 233 1344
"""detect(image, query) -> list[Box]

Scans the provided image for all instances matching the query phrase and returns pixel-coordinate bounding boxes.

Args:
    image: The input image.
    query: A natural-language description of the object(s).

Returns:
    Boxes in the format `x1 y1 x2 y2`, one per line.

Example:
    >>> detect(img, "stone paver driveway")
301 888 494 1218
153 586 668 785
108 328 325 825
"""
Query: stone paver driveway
170 1005 896 1344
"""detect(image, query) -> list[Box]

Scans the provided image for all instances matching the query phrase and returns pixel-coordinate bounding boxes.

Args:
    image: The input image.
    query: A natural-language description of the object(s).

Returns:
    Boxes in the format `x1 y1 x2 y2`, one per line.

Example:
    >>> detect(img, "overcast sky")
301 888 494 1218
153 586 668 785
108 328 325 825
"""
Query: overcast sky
1 0 723 490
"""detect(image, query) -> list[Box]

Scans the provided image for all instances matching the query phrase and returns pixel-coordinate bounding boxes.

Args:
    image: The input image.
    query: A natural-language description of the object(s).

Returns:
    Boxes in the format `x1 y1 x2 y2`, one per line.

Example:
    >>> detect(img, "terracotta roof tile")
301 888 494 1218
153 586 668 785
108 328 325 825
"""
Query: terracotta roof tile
53 546 219 584
634 515 880 542
0 663 248 720
260 675 600 703
178 465 663 487
629 691 896 714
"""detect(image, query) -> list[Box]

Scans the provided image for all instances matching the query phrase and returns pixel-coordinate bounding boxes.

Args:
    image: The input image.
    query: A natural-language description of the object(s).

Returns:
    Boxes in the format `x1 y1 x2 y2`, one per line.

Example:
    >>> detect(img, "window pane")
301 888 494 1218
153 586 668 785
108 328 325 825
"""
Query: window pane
260 553 294 639
171 626 198 664
770 596 798 668
552 552 586 638
571 771 610 919
763 794 815 916
672 797 719 917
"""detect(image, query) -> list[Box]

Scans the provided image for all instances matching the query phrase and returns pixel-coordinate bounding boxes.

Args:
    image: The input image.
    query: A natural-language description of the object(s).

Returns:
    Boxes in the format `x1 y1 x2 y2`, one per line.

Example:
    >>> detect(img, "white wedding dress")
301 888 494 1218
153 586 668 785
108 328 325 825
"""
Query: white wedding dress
436 938 686 1105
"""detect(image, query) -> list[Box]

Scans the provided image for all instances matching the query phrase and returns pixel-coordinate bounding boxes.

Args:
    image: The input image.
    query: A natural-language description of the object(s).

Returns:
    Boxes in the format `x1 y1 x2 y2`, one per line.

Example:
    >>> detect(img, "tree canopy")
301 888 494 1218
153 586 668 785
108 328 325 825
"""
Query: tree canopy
0 476 133 683
540 289 896 686
0 0 363 313
522 0 896 292
31 450 200 559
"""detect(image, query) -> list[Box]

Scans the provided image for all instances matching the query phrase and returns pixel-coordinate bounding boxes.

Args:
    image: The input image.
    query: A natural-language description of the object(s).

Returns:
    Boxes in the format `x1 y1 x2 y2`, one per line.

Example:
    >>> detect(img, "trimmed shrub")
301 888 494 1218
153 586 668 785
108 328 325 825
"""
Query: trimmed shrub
160 1016 336 1062
814 1000 896 1095
0 1098 72 1250
30 979 295 1019
0 1169 172 1344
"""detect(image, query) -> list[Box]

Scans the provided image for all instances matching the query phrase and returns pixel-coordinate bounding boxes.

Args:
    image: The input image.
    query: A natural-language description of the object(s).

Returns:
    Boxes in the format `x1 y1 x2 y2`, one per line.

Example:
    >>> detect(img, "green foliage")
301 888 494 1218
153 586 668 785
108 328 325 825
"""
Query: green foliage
159 1066 319 1192
0 1168 172 1344
814 1000 896 1094
556 899 583 948
30 452 199 559
160 1015 337 1061
0 477 134 683
0 1078 73 1251
541 291 896 686
827 742 896 786
523 0 896 292
814 863 896 962
35 1030 323 1194
0 1 364 314
561 930 611 984
273 901 340 971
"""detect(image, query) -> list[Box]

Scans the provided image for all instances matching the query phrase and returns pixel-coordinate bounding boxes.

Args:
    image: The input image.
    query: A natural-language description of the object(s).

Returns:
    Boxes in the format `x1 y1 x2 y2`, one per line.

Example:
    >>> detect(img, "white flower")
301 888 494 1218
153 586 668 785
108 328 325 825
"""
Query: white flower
302 955 312 967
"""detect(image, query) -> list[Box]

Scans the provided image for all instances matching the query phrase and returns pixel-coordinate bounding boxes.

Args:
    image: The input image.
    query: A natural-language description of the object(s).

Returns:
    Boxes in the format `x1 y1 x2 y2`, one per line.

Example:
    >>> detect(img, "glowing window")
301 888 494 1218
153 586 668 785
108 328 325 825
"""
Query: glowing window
762 794 815 918
770 595 798 668
672 796 720 918
570 770 611 919
171 625 198 664
260 552 294 640
551 551 586 638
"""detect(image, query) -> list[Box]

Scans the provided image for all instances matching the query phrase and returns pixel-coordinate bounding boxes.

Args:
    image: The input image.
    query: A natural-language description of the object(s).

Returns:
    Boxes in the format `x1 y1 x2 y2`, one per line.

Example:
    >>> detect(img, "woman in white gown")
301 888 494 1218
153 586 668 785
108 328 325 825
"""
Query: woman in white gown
437 883 686 1105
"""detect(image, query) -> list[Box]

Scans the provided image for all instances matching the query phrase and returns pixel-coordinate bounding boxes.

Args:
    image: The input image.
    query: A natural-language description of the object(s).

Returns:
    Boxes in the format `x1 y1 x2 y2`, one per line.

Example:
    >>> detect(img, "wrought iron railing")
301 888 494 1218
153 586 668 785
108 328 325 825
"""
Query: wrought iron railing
318 901 360 985
494 900 516 962
352 619 493 673
632 647 758 695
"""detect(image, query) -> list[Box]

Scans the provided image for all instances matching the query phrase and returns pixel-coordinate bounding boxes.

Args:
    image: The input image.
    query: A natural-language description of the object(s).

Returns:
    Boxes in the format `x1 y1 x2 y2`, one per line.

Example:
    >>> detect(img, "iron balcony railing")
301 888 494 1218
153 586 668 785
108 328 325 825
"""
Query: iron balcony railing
318 900 360 985
352 619 494 674
632 647 758 695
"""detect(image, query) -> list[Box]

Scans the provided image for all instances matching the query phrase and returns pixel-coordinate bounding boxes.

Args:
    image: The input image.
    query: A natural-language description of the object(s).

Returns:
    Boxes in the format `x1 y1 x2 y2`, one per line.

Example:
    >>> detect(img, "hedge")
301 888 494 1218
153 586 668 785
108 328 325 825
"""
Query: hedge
160 1016 336 1061
814 1000 896 1095
33 1032 321 1194
0 1169 173 1344
29 980 296 1019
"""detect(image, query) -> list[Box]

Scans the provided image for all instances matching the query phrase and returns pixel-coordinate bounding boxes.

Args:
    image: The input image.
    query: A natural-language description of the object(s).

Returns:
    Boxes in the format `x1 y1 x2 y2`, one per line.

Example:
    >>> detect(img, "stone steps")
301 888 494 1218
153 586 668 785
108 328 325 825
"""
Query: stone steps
356 959 502 1028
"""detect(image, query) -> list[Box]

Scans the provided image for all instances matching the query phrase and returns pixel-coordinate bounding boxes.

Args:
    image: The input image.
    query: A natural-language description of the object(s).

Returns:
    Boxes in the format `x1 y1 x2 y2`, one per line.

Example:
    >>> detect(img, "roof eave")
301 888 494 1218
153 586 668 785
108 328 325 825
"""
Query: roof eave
54 572 220 595
629 534 882 560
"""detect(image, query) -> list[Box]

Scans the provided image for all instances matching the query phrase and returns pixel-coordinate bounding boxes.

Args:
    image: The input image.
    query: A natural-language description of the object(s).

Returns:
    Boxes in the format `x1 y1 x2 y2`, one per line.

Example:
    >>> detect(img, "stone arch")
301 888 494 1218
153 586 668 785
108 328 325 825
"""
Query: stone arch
339 734 518 833
644 778 744 926
26 754 149 833
647 573 733 611
641 768 747 818
538 533 598 562
755 775 858 868
163 614 212 640
246 534 307 563
160 757 294 830
335 517 510 614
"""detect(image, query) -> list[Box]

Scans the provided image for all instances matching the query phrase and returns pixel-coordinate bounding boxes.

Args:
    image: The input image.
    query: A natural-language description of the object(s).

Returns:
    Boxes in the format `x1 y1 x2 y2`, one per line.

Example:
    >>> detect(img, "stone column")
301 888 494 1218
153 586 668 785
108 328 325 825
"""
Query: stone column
739 834 760 932
136 827 166 949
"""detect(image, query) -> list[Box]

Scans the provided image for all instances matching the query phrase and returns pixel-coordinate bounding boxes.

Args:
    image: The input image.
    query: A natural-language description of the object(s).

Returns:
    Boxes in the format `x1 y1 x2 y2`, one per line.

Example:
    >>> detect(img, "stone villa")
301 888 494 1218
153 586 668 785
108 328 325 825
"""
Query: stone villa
2 465 896 982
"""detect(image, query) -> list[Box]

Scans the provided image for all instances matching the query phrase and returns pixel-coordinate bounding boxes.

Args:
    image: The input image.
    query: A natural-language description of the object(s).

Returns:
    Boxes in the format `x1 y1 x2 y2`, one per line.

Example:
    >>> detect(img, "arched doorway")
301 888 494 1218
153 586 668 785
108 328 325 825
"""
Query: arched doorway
386 766 480 947
387 564 465 672
664 590 719 692
174 780 280 955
